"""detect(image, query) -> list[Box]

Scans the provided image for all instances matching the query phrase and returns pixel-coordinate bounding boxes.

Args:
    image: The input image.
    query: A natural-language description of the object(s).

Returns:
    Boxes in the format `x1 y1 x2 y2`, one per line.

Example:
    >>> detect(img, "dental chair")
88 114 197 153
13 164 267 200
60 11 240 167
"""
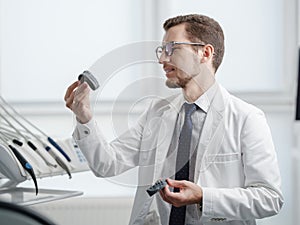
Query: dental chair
0 201 57 225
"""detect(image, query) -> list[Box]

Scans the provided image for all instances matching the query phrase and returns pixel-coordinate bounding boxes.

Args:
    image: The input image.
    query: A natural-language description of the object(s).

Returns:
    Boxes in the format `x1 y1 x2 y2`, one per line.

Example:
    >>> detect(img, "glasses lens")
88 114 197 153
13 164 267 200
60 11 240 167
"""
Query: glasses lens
156 46 163 60
165 42 173 56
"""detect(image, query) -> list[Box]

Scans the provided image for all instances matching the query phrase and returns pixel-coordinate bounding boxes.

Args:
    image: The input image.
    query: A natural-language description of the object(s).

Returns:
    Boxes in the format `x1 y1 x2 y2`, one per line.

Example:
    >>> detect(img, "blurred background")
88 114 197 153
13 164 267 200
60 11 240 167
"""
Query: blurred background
0 0 299 224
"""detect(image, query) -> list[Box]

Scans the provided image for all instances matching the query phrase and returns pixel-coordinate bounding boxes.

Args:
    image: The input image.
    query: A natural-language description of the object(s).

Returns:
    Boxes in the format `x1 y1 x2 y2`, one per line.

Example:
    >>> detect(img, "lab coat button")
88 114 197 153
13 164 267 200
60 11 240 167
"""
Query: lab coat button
84 130 90 135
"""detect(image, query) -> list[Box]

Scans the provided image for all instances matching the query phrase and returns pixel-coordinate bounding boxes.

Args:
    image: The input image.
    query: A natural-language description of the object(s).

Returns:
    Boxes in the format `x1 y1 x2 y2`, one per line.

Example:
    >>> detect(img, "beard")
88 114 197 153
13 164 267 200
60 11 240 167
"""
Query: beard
165 78 181 88
165 72 194 89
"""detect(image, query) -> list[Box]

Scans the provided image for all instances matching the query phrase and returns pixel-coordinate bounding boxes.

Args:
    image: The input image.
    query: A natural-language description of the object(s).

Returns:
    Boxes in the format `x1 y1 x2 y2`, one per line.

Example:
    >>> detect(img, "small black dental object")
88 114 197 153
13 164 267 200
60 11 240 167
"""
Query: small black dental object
78 70 100 90
146 179 167 197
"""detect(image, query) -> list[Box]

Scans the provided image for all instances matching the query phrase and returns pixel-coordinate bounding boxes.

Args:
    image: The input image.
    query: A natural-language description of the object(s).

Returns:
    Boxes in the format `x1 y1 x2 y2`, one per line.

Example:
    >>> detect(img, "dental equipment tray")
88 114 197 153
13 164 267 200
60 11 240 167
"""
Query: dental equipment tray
0 138 89 205
0 187 82 206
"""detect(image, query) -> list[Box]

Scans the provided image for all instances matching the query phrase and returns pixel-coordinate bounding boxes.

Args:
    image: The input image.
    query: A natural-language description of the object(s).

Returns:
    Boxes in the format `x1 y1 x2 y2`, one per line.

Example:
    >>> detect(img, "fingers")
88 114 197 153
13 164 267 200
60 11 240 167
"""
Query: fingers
72 82 92 123
160 179 203 207
74 82 90 103
159 179 187 207
167 178 186 188
65 90 76 110
160 186 183 207
65 81 80 109
64 81 90 110
64 79 92 124
159 183 170 203
64 81 80 101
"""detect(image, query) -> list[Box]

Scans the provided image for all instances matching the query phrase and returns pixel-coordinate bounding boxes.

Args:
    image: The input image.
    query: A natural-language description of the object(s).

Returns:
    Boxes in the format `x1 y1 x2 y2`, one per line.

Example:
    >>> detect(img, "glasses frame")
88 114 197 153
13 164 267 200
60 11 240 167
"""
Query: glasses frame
155 41 205 60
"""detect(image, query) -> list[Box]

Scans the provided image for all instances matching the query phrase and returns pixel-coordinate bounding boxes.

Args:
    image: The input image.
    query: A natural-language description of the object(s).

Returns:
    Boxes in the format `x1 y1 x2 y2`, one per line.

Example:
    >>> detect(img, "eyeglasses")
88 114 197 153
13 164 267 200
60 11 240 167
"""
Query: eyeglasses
155 41 205 60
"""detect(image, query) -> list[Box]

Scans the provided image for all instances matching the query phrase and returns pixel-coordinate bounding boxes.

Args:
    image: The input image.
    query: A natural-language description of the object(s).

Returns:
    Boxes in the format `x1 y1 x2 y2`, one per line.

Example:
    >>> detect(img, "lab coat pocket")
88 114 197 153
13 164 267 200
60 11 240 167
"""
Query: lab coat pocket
200 152 243 188
205 153 239 164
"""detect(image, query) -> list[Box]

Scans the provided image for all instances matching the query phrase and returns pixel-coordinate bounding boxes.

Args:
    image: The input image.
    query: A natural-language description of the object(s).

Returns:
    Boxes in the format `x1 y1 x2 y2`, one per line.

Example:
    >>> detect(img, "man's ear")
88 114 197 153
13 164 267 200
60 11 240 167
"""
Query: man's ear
200 44 214 63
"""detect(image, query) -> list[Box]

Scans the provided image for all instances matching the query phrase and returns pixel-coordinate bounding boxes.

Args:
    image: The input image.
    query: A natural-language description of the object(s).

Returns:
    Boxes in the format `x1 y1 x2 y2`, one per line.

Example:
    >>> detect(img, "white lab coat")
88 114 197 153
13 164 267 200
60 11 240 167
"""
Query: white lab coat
74 83 283 225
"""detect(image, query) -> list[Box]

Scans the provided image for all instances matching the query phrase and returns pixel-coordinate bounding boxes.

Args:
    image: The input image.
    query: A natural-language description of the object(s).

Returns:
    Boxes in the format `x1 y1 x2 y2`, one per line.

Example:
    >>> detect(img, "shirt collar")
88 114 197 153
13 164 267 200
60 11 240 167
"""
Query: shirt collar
182 81 218 113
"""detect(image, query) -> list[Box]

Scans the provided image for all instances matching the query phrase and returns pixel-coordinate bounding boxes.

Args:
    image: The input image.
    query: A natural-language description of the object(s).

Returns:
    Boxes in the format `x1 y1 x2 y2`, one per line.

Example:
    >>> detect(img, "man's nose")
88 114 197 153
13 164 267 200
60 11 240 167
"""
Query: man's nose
158 51 170 64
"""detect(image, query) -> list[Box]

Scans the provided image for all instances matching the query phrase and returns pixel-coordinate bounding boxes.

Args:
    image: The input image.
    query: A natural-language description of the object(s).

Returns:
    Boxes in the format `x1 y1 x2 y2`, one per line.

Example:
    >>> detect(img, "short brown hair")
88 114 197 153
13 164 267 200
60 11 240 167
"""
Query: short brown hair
163 14 225 72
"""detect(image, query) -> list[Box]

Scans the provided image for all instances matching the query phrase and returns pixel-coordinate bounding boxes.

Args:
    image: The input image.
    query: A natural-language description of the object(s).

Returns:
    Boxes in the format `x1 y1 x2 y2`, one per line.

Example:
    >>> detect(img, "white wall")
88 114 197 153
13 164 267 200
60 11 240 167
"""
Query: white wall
0 0 295 101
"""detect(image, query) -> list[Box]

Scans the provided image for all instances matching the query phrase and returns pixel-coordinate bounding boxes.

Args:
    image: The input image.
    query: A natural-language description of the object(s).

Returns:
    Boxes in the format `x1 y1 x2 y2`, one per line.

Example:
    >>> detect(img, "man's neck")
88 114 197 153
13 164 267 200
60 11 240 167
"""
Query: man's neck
183 75 215 102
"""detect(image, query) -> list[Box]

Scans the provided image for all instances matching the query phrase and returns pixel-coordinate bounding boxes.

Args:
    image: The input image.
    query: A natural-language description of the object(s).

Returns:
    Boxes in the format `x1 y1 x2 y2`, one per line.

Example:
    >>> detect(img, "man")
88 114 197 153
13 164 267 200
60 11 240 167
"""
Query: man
65 14 283 225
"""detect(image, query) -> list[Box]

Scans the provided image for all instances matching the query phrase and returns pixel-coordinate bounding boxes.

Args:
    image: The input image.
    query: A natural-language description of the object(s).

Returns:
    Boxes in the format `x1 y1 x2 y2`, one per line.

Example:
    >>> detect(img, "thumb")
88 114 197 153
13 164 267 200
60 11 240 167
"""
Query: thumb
167 178 186 188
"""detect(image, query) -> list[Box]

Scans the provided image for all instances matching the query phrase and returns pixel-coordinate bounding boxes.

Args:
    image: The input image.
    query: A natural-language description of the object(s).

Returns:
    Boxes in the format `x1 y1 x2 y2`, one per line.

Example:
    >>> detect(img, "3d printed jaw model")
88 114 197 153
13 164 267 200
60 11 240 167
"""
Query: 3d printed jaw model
78 70 100 91
146 179 167 197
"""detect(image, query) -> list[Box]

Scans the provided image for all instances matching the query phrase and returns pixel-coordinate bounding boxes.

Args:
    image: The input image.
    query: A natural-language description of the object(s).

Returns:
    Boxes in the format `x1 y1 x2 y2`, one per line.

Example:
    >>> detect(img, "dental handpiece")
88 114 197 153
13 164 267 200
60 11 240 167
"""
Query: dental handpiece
14 136 71 179
0 112 57 168
26 138 71 179
0 96 71 163
45 146 72 179
0 127 62 174
0 135 38 195
0 104 71 178
9 144 38 195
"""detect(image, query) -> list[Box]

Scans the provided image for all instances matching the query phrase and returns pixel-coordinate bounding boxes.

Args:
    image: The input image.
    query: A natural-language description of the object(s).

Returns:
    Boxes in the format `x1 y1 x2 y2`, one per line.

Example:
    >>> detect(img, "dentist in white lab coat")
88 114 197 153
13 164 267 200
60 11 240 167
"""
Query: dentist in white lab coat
65 14 283 225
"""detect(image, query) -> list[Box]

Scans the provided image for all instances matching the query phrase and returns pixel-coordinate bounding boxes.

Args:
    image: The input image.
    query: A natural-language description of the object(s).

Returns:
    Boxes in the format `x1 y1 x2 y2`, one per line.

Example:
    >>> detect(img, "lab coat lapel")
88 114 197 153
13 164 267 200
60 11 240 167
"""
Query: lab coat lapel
195 85 228 182
153 94 183 181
